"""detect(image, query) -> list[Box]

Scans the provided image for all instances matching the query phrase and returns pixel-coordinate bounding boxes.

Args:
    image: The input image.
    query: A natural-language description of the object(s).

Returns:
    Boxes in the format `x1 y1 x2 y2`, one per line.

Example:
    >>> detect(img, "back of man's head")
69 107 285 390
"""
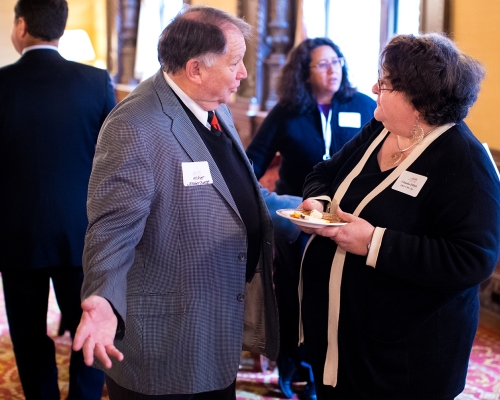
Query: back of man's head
158 5 251 74
14 0 68 41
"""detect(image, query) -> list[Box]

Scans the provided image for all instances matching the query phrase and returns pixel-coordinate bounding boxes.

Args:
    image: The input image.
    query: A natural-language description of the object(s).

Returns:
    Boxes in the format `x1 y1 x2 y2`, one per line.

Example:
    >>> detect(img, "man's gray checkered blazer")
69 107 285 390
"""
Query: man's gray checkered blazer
81 70 289 395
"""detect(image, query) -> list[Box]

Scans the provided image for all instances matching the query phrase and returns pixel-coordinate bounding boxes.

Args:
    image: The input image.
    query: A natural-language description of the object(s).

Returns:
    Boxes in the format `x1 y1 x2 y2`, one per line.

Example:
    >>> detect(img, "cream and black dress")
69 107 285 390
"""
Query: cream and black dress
301 118 500 400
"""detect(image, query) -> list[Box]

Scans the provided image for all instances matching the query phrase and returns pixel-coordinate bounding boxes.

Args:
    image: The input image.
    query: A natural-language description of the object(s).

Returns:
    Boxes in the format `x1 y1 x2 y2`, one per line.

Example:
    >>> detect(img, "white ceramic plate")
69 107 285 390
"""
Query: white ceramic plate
276 209 347 229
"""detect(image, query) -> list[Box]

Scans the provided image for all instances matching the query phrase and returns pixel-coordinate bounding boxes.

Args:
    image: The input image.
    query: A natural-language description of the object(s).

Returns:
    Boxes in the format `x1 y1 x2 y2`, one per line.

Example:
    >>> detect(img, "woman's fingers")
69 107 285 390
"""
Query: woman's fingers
316 225 342 238
336 207 355 222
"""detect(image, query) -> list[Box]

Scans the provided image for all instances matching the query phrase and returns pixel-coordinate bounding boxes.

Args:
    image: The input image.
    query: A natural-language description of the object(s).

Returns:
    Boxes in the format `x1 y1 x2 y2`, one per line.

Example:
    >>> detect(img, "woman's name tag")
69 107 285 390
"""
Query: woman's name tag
338 112 361 128
182 161 213 186
392 170 427 197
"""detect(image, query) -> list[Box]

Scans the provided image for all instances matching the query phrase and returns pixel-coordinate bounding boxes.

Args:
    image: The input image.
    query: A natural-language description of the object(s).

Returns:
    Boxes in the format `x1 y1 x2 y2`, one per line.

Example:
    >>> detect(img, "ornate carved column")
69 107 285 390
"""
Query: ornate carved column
233 0 268 146
263 0 294 111
237 0 294 111
116 0 141 84
106 0 118 77
107 0 141 85
238 0 268 104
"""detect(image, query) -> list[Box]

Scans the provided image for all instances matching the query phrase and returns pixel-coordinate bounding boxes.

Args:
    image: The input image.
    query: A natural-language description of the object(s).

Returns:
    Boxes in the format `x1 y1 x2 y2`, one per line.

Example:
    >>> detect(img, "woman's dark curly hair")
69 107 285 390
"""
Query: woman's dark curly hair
381 33 485 125
277 38 357 114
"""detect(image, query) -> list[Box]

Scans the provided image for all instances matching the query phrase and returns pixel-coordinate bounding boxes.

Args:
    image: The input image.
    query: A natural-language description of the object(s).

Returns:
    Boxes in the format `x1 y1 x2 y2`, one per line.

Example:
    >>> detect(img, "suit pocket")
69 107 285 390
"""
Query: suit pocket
127 292 185 316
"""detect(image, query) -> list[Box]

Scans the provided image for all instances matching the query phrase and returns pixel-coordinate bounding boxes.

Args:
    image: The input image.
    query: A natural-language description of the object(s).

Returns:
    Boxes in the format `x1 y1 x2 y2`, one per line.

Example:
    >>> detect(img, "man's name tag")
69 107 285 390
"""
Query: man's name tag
182 161 213 186
392 170 427 197
338 112 361 128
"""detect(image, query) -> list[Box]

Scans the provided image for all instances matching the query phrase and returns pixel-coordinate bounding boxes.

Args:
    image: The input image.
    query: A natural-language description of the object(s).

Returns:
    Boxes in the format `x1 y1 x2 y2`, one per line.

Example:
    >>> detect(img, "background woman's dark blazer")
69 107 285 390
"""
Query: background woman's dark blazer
246 91 376 196
0 49 116 270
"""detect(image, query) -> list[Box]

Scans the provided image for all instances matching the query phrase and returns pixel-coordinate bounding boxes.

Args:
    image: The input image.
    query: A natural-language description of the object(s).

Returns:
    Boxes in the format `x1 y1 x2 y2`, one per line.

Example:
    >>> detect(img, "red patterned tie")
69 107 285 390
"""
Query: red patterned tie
208 111 222 132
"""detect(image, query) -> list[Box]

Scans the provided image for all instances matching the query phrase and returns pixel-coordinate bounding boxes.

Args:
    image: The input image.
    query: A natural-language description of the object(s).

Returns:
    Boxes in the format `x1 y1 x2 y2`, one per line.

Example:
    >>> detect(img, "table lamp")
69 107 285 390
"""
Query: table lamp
58 29 96 62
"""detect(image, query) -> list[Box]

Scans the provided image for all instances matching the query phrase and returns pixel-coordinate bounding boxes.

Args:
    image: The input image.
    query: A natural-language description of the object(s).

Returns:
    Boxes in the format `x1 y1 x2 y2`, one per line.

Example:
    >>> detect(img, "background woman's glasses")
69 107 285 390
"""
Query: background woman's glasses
310 58 345 72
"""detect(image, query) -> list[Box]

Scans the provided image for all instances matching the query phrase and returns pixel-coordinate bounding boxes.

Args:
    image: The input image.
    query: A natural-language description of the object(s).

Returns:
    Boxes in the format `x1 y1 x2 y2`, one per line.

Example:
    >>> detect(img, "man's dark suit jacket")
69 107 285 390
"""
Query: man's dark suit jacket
0 49 116 270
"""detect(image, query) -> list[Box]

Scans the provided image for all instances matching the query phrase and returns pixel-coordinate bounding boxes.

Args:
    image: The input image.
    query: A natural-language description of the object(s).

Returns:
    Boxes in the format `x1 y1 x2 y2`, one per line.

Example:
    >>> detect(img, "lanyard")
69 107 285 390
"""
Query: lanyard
319 107 333 160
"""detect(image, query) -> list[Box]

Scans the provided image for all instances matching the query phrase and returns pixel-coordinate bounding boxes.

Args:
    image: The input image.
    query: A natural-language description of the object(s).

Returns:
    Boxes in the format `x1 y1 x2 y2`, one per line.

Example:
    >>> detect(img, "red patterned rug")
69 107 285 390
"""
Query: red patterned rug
459 326 500 399
0 279 499 400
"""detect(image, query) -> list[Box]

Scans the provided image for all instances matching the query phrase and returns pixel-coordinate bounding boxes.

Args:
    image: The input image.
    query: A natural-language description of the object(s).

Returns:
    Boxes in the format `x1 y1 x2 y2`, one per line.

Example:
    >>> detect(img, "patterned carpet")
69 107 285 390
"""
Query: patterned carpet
0 280 499 399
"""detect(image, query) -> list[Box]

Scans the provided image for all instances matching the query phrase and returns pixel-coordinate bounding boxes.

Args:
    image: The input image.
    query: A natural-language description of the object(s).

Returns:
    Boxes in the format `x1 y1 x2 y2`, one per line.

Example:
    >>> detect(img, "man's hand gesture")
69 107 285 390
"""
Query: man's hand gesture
73 295 124 368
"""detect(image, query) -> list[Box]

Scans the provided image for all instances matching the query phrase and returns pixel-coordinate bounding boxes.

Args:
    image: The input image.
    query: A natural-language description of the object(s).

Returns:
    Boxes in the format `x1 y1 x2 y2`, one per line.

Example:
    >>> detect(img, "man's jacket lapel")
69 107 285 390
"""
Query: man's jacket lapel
152 70 241 218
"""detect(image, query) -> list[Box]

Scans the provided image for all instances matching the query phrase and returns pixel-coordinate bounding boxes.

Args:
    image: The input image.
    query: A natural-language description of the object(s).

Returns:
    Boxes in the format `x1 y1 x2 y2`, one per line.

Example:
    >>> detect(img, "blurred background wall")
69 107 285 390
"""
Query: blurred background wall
450 0 500 151
0 0 108 66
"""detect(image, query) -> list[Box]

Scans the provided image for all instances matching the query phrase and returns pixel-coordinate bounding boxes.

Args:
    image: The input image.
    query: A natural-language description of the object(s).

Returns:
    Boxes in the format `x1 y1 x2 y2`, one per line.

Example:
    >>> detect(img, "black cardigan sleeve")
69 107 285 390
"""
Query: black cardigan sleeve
375 126 500 293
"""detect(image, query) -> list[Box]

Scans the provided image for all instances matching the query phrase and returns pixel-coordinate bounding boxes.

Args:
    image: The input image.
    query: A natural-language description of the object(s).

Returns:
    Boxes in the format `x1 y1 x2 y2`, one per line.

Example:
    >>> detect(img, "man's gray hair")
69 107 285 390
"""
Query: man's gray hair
158 5 252 74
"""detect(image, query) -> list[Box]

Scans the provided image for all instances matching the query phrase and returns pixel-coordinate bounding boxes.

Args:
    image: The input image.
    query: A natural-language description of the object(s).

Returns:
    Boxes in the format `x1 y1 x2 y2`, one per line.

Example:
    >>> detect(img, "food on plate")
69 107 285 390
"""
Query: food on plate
289 209 344 224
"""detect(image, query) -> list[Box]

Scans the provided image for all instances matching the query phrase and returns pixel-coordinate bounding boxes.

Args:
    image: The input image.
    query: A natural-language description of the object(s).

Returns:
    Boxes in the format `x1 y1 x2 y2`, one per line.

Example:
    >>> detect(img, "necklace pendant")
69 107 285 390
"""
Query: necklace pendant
390 151 403 166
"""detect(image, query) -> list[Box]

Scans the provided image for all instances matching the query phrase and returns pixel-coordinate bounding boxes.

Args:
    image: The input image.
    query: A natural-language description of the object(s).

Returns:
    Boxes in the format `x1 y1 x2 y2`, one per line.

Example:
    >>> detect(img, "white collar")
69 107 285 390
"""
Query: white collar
22 45 59 55
163 71 211 130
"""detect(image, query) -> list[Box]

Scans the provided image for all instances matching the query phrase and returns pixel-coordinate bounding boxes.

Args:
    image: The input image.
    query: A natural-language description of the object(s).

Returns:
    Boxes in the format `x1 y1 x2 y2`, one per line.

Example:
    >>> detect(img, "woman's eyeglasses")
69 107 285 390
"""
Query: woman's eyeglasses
377 78 395 92
310 58 345 72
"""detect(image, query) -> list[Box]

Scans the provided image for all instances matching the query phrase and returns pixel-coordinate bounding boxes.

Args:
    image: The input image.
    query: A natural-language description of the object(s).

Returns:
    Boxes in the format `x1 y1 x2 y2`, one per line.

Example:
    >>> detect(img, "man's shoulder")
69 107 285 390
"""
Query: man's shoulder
0 53 108 81
0 60 22 77
107 79 161 121
62 59 109 79
0 60 28 90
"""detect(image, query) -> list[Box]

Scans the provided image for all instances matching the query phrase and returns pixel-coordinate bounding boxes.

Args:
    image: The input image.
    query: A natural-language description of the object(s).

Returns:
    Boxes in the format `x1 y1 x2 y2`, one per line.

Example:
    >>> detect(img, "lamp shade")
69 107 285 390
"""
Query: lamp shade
58 29 96 62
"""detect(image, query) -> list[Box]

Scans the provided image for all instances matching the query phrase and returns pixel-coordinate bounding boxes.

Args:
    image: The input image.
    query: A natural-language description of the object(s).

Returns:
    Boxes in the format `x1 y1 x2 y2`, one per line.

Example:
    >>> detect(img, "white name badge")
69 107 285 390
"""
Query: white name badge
338 112 361 128
182 161 213 186
392 170 427 197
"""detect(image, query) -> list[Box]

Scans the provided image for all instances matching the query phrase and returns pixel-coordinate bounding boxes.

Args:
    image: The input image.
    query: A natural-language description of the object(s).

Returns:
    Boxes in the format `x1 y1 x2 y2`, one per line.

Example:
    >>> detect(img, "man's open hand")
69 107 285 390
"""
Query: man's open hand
73 295 124 368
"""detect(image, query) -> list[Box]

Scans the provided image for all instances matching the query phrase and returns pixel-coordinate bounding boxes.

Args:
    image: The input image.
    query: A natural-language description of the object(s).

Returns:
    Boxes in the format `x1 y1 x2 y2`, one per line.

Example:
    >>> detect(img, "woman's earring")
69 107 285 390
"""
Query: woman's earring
411 118 425 144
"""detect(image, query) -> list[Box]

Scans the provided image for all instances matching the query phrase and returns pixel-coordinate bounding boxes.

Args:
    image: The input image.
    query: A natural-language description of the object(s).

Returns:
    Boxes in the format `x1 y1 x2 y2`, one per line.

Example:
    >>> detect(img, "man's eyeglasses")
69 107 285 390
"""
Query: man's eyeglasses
310 58 345 72
377 78 395 93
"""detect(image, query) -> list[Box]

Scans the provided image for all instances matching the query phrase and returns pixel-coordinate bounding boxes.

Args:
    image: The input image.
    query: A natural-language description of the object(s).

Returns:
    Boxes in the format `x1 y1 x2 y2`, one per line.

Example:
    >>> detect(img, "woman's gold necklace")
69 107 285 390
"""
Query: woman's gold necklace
390 125 438 166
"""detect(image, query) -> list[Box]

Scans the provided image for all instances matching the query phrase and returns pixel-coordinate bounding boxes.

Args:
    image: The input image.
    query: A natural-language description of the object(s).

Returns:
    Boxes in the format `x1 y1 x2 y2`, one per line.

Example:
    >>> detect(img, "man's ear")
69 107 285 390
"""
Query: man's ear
11 16 29 54
15 17 28 37
185 59 203 85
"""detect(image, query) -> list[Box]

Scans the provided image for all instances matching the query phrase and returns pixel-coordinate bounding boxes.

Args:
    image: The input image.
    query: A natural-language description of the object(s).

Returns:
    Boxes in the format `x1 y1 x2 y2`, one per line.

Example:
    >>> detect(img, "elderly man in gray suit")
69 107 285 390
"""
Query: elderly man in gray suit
73 5 301 400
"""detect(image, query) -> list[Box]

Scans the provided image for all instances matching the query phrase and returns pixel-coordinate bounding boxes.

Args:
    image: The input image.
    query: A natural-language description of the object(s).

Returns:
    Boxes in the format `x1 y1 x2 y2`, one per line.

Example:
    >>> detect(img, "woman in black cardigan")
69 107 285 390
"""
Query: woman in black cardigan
296 33 500 399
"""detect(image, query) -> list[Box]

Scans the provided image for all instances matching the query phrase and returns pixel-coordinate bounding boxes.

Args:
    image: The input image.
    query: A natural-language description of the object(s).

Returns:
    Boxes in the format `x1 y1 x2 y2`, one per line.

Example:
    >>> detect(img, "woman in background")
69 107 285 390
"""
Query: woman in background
246 38 375 400
298 33 500 399
247 37 375 196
